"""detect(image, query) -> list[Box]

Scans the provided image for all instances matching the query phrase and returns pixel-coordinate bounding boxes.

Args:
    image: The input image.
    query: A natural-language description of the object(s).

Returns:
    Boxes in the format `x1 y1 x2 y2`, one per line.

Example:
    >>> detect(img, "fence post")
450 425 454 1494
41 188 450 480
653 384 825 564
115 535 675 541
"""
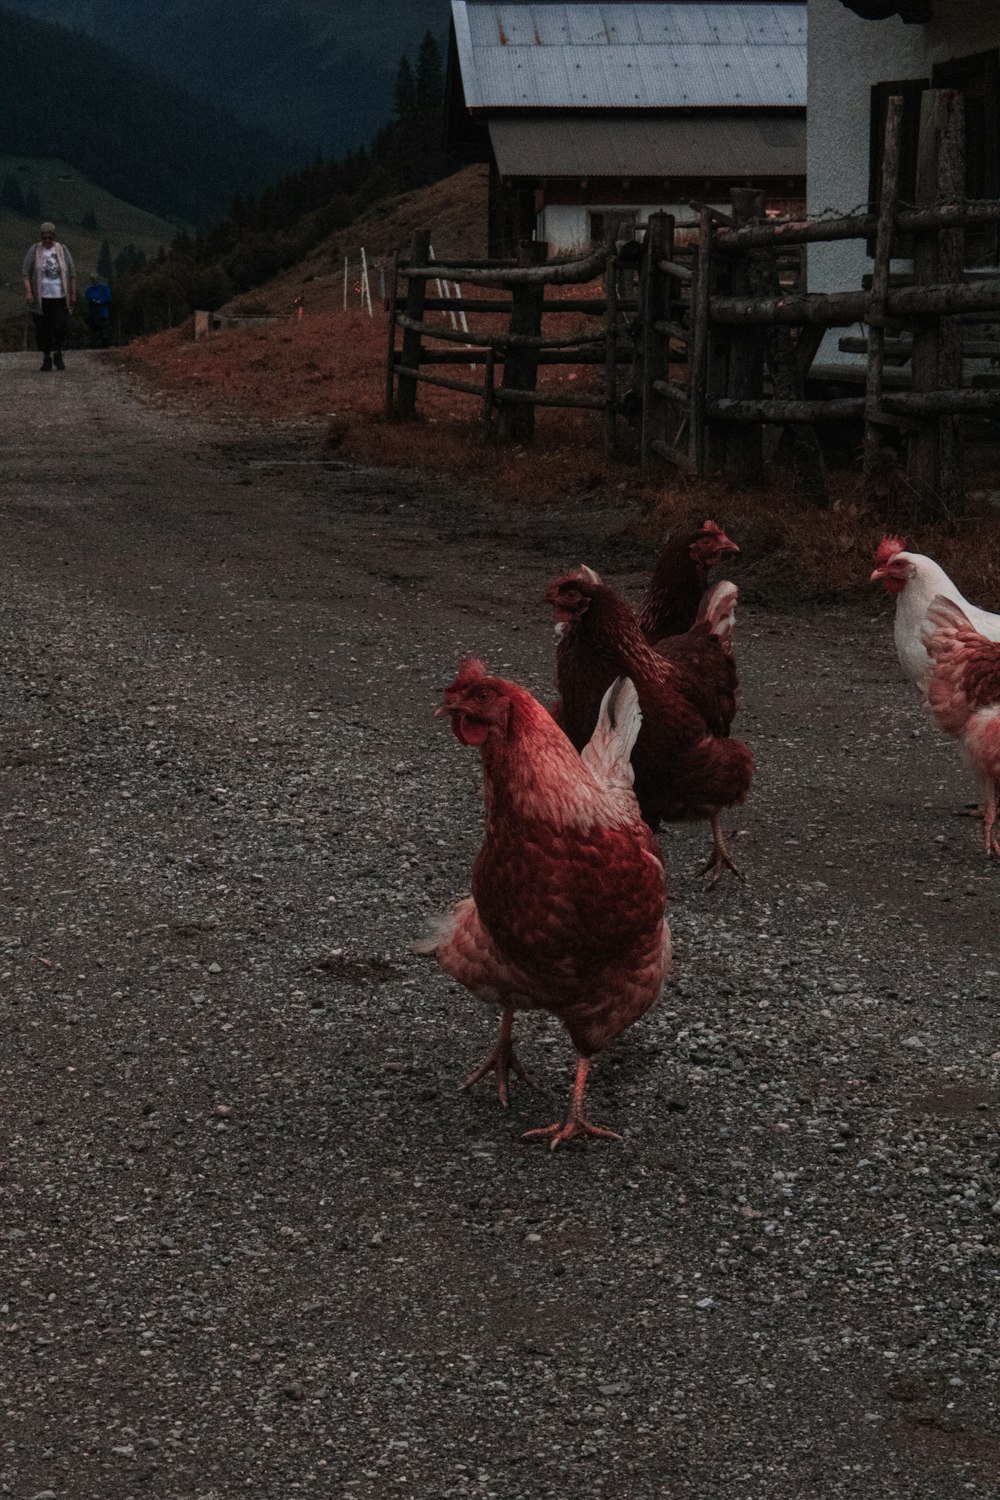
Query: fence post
384 250 400 416
863 92 904 492
908 89 966 516
688 205 713 476
604 243 619 459
640 212 674 473
394 229 431 418
497 239 548 444
483 347 497 434
725 188 766 485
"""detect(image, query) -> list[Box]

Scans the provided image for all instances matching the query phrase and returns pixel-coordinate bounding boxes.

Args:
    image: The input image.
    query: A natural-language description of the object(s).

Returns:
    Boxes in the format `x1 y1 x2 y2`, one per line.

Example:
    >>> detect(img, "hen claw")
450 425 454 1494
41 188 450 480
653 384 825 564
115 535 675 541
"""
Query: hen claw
459 1041 533 1108
522 1117 623 1151
698 847 742 886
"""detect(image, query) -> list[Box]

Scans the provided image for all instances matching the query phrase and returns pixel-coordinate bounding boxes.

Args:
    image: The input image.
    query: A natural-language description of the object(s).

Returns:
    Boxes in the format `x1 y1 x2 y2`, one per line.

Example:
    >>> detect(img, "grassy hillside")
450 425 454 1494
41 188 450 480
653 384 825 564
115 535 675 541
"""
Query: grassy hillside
0 157 175 321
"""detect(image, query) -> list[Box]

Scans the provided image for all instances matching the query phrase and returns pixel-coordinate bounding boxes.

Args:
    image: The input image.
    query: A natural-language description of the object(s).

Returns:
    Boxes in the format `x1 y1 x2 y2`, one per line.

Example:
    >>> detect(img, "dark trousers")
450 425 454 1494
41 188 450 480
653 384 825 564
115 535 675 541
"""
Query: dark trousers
32 298 69 354
86 309 111 349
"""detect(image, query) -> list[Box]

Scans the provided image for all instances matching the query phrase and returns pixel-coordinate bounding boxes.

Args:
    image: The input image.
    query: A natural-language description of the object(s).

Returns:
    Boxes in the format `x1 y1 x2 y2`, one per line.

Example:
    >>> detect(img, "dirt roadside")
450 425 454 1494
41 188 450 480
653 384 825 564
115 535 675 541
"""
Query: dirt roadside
1 349 999 1499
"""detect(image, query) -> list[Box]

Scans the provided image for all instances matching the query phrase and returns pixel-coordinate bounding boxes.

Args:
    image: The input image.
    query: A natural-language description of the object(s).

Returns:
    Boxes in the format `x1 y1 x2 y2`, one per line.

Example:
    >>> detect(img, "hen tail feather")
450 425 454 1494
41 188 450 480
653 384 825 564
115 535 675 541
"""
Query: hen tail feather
696 580 739 652
581 677 641 807
412 898 470 956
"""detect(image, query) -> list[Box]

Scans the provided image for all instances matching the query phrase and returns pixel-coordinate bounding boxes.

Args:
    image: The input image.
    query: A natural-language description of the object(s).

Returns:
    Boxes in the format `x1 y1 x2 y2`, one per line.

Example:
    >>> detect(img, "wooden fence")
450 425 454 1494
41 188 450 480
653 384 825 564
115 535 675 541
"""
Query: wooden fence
385 89 1000 514
651 87 1000 513
385 226 639 450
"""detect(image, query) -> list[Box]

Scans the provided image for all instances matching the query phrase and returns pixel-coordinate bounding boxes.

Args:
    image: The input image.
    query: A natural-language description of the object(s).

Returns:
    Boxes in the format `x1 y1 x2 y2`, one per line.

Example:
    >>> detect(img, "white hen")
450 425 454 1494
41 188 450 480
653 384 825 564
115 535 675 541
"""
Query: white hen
870 536 1000 691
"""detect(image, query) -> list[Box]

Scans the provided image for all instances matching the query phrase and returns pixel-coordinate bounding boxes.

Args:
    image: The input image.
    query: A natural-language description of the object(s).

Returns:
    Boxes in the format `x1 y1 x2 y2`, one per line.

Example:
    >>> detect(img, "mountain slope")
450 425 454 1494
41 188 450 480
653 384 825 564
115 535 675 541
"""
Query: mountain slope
0 0 448 154
0 9 299 227
0 156 176 319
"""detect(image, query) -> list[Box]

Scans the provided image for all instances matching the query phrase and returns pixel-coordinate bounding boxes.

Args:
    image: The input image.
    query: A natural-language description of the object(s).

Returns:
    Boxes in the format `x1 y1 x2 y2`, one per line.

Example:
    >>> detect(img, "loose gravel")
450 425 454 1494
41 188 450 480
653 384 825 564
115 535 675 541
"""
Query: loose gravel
1 350 998 1498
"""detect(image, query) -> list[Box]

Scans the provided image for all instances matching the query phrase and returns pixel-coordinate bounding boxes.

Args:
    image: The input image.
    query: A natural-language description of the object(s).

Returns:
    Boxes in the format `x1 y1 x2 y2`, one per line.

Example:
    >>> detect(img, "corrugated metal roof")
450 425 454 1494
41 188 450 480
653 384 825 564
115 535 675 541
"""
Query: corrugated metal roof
489 113 805 175
453 3 807 109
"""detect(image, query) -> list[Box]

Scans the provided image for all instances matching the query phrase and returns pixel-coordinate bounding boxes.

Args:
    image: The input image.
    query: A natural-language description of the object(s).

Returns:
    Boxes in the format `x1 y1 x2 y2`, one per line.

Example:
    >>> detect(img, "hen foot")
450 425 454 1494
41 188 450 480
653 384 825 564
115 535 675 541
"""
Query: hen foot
521 1054 621 1149
699 814 743 886
459 1009 533 1107
522 1116 623 1151
698 847 742 886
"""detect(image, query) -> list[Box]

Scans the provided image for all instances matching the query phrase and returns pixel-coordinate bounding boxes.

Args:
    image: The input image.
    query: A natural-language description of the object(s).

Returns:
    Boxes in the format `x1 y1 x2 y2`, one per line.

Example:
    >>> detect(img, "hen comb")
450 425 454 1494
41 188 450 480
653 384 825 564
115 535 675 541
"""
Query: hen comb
873 535 907 568
451 656 488 688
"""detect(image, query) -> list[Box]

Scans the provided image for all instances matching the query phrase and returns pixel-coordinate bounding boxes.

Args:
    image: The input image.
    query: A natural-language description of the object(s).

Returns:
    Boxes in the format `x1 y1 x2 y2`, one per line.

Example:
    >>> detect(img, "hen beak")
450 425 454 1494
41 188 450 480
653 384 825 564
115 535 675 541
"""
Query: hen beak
434 701 451 718
870 566 886 582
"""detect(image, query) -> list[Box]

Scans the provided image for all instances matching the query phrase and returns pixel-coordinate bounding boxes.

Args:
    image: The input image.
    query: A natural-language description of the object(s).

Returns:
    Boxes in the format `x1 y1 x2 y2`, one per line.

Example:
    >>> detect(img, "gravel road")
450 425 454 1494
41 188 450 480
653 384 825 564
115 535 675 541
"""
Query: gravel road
2 349 998 1499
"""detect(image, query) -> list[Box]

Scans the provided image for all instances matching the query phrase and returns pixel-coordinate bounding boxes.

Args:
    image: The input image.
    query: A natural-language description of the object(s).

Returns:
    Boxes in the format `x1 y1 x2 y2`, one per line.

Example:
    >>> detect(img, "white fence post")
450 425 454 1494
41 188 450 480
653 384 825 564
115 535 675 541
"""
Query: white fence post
360 247 373 317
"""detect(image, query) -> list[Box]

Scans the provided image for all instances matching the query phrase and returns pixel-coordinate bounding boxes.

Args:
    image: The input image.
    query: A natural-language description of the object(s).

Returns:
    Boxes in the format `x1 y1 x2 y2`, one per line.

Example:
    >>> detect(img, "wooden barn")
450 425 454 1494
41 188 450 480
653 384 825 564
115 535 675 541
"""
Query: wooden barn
808 0 1000 366
444 0 808 254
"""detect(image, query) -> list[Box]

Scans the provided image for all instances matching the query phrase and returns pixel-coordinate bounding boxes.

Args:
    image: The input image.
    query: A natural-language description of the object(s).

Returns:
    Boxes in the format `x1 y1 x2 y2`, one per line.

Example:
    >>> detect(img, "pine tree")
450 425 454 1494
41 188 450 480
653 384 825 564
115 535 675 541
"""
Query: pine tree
415 31 444 113
97 239 114 279
394 55 416 118
24 188 41 218
81 208 98 231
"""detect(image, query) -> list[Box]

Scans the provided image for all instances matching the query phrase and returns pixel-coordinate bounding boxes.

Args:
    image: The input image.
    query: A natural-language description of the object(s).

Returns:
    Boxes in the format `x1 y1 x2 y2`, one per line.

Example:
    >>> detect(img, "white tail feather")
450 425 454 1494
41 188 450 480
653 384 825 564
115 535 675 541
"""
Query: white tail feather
411 900 467 956
581 677 641 807
696 579 739 649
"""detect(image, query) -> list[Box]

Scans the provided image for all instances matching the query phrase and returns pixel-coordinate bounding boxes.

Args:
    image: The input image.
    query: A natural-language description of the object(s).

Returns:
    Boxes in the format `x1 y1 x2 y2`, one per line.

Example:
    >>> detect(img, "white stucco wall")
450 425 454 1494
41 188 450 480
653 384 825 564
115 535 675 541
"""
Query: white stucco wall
807 0 1000 362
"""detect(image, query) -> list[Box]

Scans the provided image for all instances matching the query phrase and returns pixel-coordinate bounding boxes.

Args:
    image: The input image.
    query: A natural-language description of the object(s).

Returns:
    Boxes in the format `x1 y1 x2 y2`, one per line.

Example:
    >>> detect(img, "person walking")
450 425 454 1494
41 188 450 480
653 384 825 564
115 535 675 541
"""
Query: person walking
83 274 113 348
22 221 77 371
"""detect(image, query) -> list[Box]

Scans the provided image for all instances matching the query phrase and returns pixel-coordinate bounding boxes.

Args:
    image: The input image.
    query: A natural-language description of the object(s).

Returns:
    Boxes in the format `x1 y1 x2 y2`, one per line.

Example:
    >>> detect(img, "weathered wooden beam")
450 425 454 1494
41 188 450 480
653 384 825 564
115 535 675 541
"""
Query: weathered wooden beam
652 320 690 343
493 388 608 411
714 201 1000 251
394 312 606 350
724 188 766 486
659 259 693 284
710 278 1000 326
691 202 734 227
650 438 693 471
841 335 1000 357
397 297 630 315
403 239 612 288
604 248 618 458
864 93 903 490
384 250 399 416
394 229 430 417
395 364 486 398
640 213 676 475
886 388 1000 415
708 395 865 422
651 378 690 408
908 90 965 515
688 204 713 476
498 240 549 443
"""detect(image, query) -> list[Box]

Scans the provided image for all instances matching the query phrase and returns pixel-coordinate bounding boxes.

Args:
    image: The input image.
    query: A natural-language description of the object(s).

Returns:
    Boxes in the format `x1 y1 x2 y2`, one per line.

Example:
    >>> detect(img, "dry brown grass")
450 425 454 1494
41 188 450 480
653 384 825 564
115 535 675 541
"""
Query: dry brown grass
121 299 1000 610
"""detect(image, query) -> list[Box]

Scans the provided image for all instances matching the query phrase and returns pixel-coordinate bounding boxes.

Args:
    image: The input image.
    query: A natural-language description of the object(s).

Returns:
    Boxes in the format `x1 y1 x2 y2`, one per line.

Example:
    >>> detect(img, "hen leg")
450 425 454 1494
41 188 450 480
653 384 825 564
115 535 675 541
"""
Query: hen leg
522 1054 622 1151
699 813 742 886
460 1006 533 1107
983 789 1000 858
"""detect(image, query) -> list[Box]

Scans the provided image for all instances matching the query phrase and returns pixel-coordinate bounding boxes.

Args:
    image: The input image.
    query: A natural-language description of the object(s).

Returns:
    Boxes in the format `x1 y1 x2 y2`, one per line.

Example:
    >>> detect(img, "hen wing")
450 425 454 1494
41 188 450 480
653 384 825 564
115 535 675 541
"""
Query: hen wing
923 594 1000 736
